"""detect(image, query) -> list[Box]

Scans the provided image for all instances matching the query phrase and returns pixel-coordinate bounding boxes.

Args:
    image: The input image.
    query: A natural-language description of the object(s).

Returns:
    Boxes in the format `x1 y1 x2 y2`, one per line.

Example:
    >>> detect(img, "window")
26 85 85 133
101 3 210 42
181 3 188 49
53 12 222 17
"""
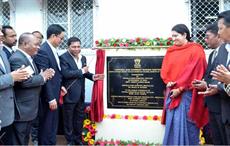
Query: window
224 0 230 10
190 0 230 48
0 1 10 25
44 0 93 49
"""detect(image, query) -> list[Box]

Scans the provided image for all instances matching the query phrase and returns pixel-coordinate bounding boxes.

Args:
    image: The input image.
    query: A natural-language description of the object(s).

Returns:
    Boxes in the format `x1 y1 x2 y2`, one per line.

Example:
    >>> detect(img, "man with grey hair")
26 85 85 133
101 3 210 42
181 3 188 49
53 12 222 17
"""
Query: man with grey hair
9 32 54 145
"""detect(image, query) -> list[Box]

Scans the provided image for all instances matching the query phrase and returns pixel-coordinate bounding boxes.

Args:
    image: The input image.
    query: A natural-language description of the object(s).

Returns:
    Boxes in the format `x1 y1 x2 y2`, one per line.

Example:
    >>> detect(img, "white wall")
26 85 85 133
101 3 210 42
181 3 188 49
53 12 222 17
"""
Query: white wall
14 0 43 37
10 0 196 143
94 0 190 40
12 0 190 42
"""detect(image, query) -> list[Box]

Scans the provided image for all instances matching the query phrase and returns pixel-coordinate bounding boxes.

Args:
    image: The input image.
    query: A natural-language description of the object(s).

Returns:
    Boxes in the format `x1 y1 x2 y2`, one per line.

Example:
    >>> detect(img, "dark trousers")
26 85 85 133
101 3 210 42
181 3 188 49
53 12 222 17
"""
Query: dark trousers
224 123 230 145
31 115 39 142
0 124 14 145
12 120 32 145
38 101 59 145
63 98 85 144
31 98 41 143
208 111 226 144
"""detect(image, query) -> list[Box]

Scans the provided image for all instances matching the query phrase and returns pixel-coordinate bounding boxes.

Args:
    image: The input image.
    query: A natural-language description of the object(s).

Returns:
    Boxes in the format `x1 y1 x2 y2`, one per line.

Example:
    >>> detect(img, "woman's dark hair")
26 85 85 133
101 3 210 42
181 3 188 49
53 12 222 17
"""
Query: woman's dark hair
172 24 191 42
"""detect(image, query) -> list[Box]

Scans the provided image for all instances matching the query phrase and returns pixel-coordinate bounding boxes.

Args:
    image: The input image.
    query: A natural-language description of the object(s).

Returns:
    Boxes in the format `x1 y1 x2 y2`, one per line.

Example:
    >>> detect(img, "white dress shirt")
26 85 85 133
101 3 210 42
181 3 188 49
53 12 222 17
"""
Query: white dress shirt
211 47 219 64
47 41 61 70
69 51 86 74
0 56 6 72
226 44 230 65
18 49 35 70
3 44 15 53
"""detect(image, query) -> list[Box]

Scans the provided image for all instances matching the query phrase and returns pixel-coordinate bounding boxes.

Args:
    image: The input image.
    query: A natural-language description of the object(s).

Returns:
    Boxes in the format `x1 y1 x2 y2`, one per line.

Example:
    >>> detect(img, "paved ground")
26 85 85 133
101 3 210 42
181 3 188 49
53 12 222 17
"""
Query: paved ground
29 135 67 145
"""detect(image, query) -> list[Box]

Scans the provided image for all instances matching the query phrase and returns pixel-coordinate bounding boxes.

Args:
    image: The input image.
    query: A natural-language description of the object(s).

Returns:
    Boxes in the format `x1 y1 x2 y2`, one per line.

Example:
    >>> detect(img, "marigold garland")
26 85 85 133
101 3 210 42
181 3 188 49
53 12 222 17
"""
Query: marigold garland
103 114 161 121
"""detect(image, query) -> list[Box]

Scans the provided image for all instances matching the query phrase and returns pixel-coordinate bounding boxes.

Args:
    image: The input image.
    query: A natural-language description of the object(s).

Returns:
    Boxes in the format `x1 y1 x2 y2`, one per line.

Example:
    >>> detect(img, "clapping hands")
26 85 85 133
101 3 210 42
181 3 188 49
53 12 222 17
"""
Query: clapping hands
40 68 55 82
211 64 230 84
11 65 30 82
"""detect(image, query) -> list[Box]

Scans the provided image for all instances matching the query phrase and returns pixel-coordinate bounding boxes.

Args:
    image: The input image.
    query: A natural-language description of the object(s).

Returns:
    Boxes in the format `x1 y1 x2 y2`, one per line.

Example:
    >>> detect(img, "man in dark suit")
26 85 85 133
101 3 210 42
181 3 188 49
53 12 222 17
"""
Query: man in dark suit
192 23 226 144
199 10 230 145
1 25 17 59
212 10 230 144
30 30 44 145
34 24 65 145
0 27 29 145
9 32 54 145
60 37 104 145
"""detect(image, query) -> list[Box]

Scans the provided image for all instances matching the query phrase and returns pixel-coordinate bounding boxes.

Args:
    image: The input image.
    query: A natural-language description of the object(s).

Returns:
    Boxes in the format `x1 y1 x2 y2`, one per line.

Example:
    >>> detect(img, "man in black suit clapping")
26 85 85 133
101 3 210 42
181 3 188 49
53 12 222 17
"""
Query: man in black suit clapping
9 33 54 145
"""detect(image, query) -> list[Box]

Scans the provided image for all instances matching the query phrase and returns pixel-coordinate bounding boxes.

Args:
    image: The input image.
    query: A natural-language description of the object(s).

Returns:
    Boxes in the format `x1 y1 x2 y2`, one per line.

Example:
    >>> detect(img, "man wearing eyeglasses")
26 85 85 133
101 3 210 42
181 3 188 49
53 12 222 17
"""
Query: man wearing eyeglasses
34 24 65 145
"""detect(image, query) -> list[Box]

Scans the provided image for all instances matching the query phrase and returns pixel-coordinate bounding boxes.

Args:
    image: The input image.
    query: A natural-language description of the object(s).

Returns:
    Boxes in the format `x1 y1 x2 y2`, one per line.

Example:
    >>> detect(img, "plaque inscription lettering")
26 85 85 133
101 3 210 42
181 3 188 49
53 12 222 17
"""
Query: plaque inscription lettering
107 56 165 109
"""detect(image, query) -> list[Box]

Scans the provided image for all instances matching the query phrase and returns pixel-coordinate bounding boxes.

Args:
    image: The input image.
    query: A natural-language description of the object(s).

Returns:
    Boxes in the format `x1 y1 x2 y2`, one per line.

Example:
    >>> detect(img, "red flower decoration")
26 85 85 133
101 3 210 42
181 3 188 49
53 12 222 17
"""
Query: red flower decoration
136 37 141 42
95 37 173 47
143 115 148 120
167 41 171 45
129 39 135 43
124 115 129 119
133 115 139 120
84 106 91 113
142 38 148 42
119 43 124 47
104 39 109 44
153 115 158 120
110 114 116 119
168 37 173 40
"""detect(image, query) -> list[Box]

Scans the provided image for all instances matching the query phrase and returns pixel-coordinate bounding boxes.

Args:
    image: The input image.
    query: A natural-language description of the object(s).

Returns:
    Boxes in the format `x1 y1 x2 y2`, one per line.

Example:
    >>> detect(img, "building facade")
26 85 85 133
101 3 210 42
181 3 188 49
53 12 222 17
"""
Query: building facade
0 0 230 49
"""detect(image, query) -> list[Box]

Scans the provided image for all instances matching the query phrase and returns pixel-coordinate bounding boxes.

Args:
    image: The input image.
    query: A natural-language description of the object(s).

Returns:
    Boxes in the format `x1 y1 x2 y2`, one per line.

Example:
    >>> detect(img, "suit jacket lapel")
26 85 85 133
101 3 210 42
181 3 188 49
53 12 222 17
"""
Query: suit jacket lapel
46 42 60 71
217 44 228 66
0 50 10 73
66 51 79 69
17 50 39 74
205 51 214 78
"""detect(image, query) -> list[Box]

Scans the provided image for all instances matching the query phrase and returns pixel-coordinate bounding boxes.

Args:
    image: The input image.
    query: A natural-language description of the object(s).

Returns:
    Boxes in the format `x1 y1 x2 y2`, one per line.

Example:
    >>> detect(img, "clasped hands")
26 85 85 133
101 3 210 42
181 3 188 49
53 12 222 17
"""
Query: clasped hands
166 82 182 98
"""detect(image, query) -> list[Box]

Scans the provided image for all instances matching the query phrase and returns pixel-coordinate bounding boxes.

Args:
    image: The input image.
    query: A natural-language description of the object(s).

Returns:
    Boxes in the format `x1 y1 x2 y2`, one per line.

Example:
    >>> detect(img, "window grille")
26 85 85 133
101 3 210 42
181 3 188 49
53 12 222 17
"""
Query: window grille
190 0 219 48
0 1 10 25
224 0 230 10
44 0 93 49
190 0 230 49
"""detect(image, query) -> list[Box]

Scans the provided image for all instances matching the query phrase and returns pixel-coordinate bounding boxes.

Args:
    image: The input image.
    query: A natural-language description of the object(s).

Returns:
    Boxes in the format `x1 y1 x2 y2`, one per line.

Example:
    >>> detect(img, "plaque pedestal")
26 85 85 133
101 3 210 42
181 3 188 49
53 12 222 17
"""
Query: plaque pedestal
95 47 167 144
